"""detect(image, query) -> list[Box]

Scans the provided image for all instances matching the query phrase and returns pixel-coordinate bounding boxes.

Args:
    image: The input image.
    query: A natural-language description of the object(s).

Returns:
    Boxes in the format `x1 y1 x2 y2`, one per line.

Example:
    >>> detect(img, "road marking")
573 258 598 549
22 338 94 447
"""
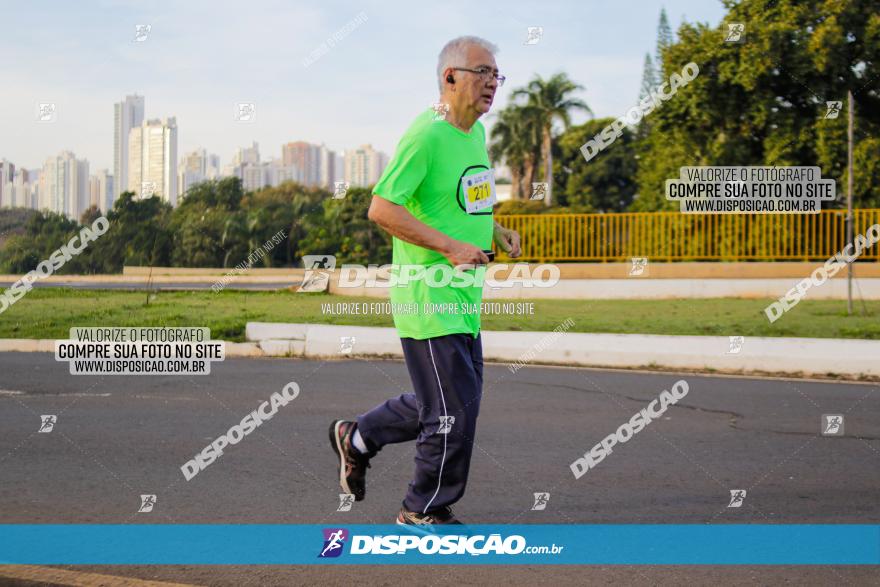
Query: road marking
0 565 200 586
49 392 113 397
0 391 111 397
133 394 198 402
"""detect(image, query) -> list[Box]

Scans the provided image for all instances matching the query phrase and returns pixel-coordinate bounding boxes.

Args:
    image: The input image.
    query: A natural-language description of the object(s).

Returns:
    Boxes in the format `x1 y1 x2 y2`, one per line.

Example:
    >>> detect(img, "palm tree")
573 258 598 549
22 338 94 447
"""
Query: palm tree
489 106 542 200
512 73 591 205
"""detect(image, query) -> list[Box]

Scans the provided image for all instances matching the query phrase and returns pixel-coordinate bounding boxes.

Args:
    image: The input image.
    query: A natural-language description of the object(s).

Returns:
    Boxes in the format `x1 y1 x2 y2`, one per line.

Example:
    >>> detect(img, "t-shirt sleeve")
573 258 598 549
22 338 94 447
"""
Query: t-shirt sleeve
372 131 429 206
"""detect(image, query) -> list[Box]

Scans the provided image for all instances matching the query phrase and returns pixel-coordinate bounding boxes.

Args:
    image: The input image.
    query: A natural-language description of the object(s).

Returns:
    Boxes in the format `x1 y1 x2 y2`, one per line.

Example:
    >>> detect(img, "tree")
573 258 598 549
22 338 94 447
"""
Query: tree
555 118 638 212
241 186 298 266
169 177 244 267
0 211 77 274
297 186 392 265
639 53 658 103
656 7 673 78
79 205 102 226
92 192 173 271
511 73 592 206
634 0 880 210
0 208 37 252
488 106 542 200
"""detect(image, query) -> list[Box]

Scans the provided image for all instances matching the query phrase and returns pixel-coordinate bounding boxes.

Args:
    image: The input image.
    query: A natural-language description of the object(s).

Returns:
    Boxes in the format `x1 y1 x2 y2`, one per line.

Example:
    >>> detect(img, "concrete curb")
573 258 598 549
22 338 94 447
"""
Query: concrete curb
4 324 879 378
0 339 56 353
243 322 880 378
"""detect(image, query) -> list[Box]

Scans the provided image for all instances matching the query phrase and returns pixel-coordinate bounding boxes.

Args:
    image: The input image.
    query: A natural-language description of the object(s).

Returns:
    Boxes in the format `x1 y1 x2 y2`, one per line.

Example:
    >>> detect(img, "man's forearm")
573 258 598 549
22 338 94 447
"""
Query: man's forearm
368 195 453 255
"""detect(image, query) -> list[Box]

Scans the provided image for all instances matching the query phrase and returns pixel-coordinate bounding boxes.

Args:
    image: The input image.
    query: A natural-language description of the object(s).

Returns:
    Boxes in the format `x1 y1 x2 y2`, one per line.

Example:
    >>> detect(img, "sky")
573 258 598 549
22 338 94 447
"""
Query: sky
0 0 727 171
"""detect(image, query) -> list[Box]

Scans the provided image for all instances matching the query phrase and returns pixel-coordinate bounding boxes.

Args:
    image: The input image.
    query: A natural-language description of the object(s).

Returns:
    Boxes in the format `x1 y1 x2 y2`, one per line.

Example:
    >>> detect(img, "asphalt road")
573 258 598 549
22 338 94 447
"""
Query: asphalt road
0 353 878 585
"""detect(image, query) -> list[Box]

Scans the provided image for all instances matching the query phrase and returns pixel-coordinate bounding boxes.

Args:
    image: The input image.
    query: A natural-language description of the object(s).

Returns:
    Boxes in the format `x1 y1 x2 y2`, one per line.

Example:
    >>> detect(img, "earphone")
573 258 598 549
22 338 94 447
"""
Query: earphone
446 74 455 84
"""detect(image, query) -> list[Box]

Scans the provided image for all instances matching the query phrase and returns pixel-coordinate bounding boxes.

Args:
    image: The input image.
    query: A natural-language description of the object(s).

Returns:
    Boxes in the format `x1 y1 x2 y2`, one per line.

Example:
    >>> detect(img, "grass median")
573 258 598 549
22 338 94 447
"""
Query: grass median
1 288 878 341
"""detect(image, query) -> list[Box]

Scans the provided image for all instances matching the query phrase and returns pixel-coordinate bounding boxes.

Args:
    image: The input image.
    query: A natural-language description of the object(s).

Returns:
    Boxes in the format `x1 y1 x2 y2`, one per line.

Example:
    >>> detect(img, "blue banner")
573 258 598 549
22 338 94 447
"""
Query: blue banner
1 525 878 565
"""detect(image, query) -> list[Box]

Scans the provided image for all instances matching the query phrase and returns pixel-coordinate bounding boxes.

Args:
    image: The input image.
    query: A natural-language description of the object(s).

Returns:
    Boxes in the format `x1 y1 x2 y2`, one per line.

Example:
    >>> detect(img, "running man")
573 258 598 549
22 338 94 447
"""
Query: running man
330 36 521 526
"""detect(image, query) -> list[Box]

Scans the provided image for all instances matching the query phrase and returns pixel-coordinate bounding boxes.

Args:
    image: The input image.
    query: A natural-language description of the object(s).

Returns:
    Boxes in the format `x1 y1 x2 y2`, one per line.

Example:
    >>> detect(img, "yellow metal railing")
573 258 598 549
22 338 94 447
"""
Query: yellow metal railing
494 209 880 262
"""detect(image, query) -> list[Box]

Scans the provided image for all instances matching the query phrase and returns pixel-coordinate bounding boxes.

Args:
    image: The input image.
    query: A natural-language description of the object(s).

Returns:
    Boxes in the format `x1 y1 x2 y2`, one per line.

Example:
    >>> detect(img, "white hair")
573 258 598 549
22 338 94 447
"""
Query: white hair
437 36 499 92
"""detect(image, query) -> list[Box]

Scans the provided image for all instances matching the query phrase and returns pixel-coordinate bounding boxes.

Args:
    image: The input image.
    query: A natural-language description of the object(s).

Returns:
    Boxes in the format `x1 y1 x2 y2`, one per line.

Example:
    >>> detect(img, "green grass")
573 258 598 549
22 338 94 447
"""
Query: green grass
0 288 878 341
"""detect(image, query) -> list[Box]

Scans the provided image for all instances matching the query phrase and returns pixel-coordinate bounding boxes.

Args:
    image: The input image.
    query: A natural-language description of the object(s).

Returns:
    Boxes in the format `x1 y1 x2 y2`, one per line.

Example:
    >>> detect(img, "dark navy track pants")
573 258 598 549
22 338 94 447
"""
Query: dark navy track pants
356 333 483 514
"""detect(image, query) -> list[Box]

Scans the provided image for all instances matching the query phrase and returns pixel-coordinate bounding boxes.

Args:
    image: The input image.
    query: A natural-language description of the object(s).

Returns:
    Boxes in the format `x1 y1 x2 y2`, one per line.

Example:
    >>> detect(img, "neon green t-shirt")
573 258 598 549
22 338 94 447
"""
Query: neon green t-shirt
373 108 494 340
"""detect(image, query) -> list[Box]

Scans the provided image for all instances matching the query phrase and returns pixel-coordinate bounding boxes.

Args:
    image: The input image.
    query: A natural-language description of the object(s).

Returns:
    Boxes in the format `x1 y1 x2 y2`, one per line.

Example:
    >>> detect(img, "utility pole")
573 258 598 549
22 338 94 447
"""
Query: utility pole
846 90 854 315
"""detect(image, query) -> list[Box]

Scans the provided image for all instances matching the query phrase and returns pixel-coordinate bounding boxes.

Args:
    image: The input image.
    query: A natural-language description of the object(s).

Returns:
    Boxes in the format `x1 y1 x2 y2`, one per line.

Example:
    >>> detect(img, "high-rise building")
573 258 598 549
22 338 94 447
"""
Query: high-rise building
241 160 299 192
182 148 207 176
282 141 320 186
0 159 15 208
26 169 41 210
88 176 101 210
113 94 145 198
178 148 219 197
344 144 388 187
40 151 89 219
318 144 337 189
232 142 260 167
128 117 178 206
242 163 270 192
90 169 114 212
220 162 239 179
221 142 260 183
7 168 32 209
335 153 344 185
273 162 299 186
206 154 221 179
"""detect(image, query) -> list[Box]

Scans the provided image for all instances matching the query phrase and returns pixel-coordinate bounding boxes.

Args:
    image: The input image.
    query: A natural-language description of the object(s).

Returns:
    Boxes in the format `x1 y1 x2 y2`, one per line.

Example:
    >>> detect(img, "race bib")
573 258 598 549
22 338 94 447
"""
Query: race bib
462 169 497 214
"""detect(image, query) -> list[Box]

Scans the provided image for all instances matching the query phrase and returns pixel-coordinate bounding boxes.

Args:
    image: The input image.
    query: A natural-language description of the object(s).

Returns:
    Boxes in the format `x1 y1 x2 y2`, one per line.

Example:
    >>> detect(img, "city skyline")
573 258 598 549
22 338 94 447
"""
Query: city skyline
0 90 392 219
1 0 726 171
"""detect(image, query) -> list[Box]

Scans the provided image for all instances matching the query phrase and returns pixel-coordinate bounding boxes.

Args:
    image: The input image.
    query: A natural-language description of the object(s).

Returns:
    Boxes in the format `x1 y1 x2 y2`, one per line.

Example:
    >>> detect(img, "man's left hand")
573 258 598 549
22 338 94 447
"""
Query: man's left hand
493 224 521 258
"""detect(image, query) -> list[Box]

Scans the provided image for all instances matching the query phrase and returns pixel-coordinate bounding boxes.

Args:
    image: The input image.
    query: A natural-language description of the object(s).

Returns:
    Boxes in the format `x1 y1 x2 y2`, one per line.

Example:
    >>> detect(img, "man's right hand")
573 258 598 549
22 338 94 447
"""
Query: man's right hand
368 196 490 267
442 240 489 267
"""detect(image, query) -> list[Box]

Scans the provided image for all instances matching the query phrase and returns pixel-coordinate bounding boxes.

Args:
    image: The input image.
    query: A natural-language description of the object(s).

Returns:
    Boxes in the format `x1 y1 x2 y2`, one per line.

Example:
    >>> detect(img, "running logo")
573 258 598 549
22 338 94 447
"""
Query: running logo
318 528 348 558
725 23 745 43
629 257 648 276
531 492 550 510
530 182 547 201
298 255 336 292
339 336 356 355
37 102 56 122
824 101 842 120
133 24 151 42
38 415 57 433
524 26 543 45
431 102 450 121
235 103 256 123
337 493 355 512
438 416 455 434
233 102 257 122
141 181 156 198
727 489 746 508
821 414 844 436
727 336 744 354
138 494 157 513
333 181 349 199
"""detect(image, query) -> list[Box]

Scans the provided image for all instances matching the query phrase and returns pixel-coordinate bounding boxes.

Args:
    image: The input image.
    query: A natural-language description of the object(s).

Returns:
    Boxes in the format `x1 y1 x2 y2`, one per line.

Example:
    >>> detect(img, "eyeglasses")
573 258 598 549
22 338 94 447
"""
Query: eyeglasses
453 66 506 86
